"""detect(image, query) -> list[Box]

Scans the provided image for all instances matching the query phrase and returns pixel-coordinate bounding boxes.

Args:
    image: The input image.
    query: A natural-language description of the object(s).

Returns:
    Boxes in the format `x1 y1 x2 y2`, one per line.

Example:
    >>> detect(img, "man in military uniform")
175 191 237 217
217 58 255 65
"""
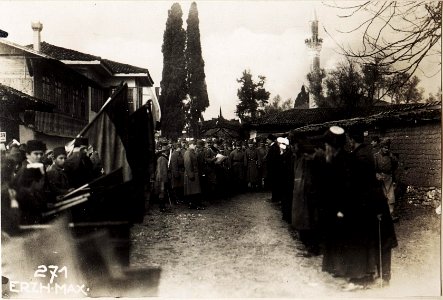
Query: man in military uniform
184 140 204 210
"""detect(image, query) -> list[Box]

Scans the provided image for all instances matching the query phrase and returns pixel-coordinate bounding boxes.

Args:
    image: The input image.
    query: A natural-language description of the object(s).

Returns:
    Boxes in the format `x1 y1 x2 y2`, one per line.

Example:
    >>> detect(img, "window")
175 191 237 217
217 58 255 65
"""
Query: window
54 81 62 111
127 87 134 113
72 88 79 117
42 76 53 102
79 87 86 118
127 87 143 113
91 88 104 112
64 86 72 115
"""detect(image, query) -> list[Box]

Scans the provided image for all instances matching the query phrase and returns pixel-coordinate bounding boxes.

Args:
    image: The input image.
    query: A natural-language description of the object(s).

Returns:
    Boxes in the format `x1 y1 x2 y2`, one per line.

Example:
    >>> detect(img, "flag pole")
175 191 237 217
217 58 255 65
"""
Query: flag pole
77 82 126 138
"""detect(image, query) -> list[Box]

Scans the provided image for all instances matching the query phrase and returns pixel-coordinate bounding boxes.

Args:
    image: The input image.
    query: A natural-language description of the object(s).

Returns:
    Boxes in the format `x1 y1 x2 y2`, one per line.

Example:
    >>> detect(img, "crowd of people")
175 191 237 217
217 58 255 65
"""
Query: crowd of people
1 137 103 231
1 124 400 291
284 126 398 291
150 126 399 291
150 137 271 211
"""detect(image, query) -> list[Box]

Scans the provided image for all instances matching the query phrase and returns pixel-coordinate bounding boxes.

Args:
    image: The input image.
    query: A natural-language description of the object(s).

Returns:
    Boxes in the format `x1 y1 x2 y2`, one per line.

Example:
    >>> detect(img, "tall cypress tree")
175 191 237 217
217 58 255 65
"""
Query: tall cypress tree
186 2 209 138
160 3 187 139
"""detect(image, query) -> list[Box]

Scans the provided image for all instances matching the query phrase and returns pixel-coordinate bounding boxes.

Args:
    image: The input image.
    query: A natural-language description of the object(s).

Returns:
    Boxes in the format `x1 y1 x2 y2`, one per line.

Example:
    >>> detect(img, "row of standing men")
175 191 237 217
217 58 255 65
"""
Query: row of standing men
267 126 398 291
151 138 273 211
151 128 398 290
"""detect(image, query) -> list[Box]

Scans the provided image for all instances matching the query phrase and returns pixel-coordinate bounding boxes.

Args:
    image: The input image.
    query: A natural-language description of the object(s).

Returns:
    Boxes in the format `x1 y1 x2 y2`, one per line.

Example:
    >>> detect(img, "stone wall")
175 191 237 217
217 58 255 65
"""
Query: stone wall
368 122 441 187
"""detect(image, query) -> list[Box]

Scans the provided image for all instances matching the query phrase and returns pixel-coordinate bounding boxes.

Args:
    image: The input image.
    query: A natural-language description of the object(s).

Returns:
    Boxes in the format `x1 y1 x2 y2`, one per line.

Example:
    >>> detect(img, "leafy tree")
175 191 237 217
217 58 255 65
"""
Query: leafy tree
361 58 390 104
323 59 366 108
186 2 209 138
426 88 442 103
262 95 292 115
326 2 441 95
387 74 424 104
236 70 270 122
160 3 187 139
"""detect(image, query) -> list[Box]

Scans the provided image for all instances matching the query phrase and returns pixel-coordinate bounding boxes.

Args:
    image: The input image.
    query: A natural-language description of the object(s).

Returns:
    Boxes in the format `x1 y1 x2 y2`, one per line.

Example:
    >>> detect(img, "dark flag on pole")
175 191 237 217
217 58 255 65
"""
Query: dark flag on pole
79 83 132 182
61 82 156 223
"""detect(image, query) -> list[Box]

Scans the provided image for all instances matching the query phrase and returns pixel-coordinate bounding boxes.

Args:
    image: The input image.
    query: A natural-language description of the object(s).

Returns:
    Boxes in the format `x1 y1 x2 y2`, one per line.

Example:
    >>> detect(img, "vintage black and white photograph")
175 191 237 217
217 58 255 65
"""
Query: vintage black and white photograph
0 0 441 298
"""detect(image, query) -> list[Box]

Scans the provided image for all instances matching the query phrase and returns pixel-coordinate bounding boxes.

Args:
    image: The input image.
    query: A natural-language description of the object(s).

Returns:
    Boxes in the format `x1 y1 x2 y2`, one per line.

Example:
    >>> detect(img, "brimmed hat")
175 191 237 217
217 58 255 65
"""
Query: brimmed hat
324 126 346 148
53 147 67 158
26 140 46 153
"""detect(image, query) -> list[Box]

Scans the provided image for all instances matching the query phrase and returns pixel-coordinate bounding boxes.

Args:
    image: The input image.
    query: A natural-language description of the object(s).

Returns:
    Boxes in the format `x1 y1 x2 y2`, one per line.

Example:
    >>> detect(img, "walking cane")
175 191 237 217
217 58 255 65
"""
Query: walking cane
378 214 383 288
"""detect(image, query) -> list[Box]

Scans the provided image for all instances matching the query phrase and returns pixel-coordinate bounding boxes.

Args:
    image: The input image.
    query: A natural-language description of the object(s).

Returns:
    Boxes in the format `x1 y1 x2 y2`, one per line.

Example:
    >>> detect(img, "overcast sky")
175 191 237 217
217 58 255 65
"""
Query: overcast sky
0 1 440 120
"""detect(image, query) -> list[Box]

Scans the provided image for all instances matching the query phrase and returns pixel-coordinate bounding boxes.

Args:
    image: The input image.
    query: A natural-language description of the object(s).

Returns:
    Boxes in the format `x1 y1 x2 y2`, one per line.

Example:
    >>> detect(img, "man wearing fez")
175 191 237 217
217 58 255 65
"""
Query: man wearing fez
64 137 94 188
320 126 352 280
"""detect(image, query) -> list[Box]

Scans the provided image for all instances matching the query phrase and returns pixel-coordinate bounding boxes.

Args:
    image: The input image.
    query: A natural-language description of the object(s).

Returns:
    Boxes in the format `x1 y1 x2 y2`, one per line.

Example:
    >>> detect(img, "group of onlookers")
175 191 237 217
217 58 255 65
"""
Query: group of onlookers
2 127 401 291
151 127 400 290
150 137 272 211
1 137 102 230
269 126 399 291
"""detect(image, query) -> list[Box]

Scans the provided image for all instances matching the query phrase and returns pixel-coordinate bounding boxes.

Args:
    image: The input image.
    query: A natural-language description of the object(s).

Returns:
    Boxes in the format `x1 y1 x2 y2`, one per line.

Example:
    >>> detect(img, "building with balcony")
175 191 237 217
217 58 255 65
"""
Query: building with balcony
0 22 159 149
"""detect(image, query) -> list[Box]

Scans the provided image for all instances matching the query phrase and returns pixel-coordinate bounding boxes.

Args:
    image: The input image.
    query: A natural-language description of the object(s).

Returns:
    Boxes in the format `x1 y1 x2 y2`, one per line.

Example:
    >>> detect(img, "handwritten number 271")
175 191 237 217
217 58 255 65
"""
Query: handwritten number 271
34 265 68 284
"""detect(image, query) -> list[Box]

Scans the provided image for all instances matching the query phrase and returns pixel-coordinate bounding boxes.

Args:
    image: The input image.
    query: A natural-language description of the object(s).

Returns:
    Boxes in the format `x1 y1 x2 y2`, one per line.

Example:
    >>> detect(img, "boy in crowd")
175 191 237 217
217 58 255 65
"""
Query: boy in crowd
47 147 71 197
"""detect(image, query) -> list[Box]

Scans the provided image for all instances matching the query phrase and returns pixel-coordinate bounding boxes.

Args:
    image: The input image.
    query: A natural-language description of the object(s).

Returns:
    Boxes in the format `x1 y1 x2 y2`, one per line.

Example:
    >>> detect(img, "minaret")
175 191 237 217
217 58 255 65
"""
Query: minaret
305 10 323 108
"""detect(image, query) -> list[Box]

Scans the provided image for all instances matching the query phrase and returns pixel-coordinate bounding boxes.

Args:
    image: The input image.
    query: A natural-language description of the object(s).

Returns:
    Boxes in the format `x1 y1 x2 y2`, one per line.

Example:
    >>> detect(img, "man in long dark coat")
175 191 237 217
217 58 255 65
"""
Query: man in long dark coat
244 140 260 190
11 140 53 224
348 127 397 288
320 126 356 280
170 142 185 204
321 126 397 290
203 140 217 198
229 141 246 192
274 137 294 222
291 138 323 256
266 134 280 201
256 140 267 189
184 141 204 210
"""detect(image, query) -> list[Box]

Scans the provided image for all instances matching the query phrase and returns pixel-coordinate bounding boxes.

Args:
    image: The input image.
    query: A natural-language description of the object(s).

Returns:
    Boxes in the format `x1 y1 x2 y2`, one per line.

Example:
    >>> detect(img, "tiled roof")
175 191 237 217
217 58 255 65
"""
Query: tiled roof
0 83 54 111
249 102 441 132
27 42 153 79
39 42 100 61
102 59 150 74
292 102 441 134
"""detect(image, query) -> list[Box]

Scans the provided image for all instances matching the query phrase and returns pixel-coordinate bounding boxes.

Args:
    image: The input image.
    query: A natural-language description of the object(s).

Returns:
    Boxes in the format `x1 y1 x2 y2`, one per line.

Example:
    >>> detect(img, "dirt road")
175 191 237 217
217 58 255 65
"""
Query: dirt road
130 192 441 298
